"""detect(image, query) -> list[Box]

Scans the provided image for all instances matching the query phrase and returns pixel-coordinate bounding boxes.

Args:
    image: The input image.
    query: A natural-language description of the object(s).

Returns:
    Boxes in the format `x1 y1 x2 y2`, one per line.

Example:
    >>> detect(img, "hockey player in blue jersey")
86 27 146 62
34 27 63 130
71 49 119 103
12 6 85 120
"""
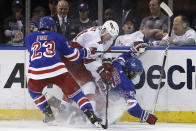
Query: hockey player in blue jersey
98 43 158 125
25 16 102 126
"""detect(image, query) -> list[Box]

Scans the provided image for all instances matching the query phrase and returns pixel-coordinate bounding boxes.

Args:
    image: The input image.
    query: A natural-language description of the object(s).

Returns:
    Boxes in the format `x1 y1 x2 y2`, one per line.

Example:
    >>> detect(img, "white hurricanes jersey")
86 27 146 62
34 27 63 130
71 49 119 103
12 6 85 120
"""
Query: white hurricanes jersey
72 26 113 72
172 28 196 43
115 31 144 46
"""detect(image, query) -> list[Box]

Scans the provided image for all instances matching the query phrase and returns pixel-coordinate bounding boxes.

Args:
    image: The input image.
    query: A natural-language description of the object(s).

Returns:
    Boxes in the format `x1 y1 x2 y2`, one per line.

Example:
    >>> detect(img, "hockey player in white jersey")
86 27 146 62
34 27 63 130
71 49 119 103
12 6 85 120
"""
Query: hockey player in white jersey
48 20 119 121
65 20 119 110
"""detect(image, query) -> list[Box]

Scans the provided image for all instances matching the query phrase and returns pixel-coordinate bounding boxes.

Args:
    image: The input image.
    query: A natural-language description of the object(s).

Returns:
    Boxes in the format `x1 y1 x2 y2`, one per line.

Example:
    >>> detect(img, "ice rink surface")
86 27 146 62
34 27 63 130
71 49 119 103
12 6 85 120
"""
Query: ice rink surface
1 120 196 131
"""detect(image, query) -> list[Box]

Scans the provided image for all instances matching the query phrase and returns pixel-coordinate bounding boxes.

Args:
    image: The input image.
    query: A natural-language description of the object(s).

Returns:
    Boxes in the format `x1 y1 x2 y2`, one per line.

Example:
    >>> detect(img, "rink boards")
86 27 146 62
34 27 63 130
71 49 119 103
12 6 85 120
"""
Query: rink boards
1 46 196 123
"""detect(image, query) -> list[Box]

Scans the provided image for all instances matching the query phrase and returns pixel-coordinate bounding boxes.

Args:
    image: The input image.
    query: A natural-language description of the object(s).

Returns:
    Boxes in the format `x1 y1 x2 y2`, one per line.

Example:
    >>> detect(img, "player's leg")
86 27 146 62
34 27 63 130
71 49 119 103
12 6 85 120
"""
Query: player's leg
64 59 97 112
28 79 55 123
126 96 157 125
55 73 102 126
81 81 97 112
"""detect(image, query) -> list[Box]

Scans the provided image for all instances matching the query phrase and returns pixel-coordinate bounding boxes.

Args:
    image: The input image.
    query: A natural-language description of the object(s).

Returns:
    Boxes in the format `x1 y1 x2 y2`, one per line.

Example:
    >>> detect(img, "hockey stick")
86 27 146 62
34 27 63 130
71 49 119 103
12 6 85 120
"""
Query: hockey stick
95 50 130 53
100 83 110 129
96 78 110 129
152 2 173 114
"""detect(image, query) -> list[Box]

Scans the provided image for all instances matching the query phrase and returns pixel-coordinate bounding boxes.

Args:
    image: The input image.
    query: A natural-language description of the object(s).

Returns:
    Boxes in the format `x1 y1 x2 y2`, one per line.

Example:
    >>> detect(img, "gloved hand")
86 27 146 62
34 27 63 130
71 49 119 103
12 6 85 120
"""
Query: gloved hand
97 66 113 85
97 78 112 93
84 47 97 58
102 58 114 72
130 41 148 57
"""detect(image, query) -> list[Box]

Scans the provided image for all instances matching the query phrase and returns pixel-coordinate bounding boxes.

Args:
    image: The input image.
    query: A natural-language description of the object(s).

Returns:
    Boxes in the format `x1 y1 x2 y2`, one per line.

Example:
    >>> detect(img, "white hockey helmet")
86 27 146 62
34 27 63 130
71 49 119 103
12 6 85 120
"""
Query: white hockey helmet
101 20 119 39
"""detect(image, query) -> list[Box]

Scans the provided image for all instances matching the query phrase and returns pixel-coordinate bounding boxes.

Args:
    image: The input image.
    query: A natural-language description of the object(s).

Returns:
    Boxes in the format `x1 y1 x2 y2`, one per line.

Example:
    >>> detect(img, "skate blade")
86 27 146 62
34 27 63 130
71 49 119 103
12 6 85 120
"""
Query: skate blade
94 122 101 127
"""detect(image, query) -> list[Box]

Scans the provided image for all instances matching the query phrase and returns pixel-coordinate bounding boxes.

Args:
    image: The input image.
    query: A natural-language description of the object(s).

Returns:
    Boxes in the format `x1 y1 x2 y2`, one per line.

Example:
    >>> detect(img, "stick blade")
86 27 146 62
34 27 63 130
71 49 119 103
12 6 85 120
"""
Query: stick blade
101 124 108 129
160 2 173 17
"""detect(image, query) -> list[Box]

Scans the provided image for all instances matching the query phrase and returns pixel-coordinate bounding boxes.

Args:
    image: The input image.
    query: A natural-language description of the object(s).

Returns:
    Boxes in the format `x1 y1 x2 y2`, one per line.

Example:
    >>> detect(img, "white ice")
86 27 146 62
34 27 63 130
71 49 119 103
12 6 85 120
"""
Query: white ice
1 120 196 131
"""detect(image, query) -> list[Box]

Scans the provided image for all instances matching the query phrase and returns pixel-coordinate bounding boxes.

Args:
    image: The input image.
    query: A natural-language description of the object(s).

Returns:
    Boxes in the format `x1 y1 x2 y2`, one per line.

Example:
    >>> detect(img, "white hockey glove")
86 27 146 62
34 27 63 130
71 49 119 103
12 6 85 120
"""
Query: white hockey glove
130 41 148 57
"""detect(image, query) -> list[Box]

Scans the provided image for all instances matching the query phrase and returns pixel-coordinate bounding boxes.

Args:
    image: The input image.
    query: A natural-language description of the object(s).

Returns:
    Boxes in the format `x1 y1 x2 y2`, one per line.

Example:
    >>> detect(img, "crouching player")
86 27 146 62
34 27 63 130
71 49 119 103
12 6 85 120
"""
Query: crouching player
98 43 158 125
25 16 102 126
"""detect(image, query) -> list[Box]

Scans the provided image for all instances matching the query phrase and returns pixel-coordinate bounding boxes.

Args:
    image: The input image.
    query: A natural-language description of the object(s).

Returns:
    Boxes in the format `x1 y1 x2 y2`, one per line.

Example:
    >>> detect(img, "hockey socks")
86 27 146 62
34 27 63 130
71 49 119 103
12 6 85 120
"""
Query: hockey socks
28 88 50 114
71 91 93 112
71 91 103 126
28 88 55 123
127 100 157 124
127 102 143 118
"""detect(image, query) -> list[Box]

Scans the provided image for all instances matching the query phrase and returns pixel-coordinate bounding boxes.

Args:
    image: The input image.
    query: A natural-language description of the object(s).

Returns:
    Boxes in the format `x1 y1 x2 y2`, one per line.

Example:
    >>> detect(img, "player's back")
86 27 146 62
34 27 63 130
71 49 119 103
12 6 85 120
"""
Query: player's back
73 26 102 48
112 54 136 94
25 31 66 68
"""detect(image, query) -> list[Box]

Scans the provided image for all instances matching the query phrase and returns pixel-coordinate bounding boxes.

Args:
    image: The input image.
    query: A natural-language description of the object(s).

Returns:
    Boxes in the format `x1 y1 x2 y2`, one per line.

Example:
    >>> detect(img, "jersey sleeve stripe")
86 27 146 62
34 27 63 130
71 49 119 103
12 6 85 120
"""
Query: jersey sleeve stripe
65 49 80 62
65 48 78 58
118 57 126 63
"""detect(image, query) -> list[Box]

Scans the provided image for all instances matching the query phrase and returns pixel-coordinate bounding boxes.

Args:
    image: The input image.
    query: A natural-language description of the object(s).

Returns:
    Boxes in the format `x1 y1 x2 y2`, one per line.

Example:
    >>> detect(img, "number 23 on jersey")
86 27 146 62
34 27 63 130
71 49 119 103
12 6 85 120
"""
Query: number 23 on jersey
31 41 56 61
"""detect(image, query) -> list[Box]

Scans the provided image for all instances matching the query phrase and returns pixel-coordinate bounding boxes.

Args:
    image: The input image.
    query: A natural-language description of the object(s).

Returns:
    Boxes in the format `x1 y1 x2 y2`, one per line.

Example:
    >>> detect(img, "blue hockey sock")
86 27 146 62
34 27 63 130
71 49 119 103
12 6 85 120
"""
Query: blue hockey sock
71 91 93 112
28 88 48 113
128 103 143 118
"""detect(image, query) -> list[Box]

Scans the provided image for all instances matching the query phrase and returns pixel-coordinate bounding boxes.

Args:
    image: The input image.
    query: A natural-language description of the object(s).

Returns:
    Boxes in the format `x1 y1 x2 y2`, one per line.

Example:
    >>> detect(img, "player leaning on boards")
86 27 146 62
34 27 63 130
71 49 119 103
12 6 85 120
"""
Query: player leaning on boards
25 16 103 127
97 42 158 125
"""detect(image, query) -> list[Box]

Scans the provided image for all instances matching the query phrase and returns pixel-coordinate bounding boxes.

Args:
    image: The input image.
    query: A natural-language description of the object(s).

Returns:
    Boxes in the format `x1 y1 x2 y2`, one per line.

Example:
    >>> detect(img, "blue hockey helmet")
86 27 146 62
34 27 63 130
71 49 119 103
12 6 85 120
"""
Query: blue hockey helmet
124 57 143 79
38 16 57 31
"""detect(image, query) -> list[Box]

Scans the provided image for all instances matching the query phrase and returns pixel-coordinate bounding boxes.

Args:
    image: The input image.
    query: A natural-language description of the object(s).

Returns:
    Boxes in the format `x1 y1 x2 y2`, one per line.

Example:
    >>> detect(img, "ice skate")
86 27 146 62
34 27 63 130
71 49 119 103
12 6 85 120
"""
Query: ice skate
43 104 57 126
83 108 102 127
47 96 65 112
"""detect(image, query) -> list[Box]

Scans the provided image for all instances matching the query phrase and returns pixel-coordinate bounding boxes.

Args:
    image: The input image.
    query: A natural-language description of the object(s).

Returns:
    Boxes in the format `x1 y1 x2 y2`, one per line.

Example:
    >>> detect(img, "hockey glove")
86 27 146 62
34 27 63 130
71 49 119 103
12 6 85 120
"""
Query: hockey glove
102 58 114 72
97 66 113 85
97 78 112 93
84 47 97 58
130 41 148 57
140 110 158 125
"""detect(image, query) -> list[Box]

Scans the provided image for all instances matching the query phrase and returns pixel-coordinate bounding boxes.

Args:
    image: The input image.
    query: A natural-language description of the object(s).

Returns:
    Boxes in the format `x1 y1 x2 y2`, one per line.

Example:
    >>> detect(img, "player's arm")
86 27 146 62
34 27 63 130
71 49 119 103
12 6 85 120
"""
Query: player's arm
59 36 96 62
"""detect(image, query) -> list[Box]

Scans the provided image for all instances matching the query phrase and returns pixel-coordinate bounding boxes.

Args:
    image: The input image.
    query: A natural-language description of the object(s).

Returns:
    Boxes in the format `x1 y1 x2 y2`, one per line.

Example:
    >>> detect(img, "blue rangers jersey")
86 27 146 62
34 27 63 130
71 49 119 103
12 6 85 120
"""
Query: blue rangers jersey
111 53 137 98
25 31 86 80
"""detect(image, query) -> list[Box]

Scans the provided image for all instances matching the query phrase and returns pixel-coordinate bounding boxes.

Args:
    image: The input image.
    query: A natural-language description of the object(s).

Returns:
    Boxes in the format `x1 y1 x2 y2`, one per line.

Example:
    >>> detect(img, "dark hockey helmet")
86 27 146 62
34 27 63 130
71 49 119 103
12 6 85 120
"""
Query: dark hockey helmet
124 57 143 79
38 16 57 31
